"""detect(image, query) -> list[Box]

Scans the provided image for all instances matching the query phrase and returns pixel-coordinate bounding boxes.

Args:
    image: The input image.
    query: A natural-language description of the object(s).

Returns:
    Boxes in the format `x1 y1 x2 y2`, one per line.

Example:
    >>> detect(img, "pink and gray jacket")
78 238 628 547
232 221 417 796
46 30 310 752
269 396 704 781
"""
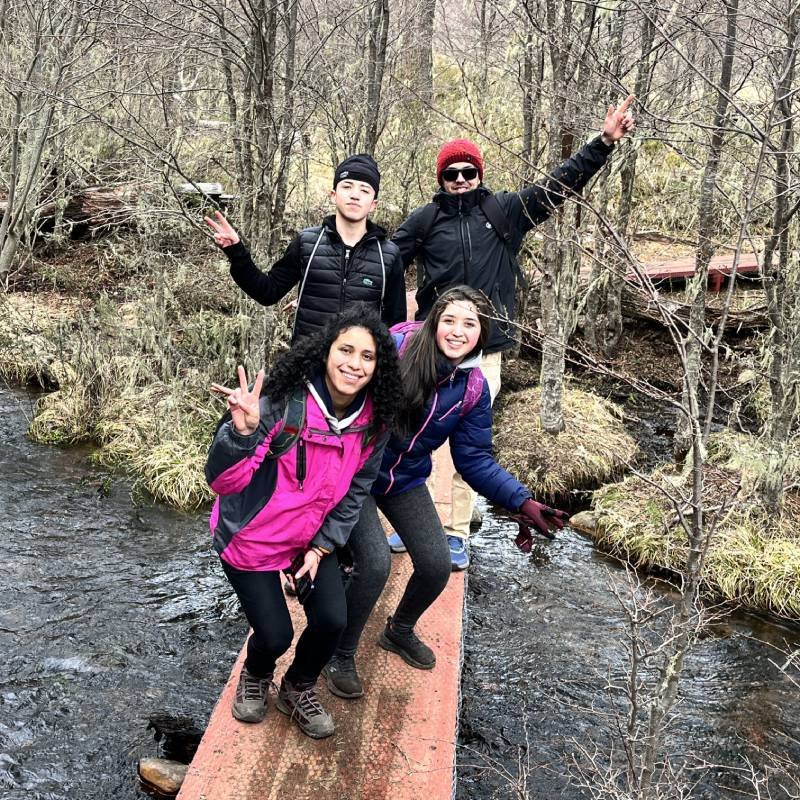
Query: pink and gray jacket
205 387 388 572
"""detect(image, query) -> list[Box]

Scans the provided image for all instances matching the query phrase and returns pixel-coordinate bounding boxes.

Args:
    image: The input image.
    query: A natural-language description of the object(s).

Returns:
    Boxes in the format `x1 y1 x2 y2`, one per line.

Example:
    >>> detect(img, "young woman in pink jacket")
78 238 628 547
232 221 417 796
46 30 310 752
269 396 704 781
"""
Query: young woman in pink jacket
205 307 402 738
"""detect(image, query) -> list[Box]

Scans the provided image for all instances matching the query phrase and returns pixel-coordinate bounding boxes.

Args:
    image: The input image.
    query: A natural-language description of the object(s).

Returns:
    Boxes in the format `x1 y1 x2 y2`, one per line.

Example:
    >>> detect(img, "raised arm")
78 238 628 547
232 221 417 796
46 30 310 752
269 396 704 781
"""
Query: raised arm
205 211 302 306
516 95 636 231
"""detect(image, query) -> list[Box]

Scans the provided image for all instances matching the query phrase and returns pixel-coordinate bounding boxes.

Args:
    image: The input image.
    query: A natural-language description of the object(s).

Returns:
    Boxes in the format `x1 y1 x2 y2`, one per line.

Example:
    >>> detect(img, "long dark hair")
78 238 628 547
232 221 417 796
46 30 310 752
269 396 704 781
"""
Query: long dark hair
265 305 403 428
397 285 491 435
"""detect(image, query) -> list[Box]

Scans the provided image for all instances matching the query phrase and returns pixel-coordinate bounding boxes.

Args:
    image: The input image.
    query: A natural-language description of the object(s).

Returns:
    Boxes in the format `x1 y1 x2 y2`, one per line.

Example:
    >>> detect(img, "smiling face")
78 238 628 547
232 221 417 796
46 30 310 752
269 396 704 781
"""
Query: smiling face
440 161 481 194
330 179 378 223
435 300 482 364
324 326 377 412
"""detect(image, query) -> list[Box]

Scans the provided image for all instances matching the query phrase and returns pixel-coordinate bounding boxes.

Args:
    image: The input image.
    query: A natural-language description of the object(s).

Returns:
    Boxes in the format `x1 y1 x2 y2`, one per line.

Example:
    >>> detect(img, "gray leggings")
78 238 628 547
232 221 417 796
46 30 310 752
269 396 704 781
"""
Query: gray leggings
336 483 451 657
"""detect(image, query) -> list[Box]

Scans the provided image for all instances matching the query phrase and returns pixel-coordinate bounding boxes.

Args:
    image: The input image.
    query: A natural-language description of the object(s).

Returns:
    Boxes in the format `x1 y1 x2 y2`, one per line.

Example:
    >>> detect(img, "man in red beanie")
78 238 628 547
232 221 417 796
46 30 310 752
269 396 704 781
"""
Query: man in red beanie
388 96 635 569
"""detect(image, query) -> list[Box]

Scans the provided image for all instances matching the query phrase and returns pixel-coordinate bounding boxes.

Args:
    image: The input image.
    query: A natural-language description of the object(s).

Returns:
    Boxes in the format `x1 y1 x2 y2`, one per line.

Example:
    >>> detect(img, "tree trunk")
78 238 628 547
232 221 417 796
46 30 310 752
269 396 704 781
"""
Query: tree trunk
270 0 299 250
365 0 390 156
588 7 654 356
754 4 798 514
674 0 739 457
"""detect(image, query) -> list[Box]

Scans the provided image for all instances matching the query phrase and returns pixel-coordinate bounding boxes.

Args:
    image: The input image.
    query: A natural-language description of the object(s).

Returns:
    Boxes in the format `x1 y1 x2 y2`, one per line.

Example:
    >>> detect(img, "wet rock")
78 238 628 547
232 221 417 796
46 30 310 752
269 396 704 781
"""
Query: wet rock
147 713 203 762
569 510 599 536
138 757 188 795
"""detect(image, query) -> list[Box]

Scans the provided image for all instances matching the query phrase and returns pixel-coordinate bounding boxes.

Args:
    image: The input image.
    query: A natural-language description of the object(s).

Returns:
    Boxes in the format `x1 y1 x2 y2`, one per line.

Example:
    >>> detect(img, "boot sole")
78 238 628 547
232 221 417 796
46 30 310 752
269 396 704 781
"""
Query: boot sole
275 696 335 739
322 666 363 699
231 704 267 724
378 631 436 670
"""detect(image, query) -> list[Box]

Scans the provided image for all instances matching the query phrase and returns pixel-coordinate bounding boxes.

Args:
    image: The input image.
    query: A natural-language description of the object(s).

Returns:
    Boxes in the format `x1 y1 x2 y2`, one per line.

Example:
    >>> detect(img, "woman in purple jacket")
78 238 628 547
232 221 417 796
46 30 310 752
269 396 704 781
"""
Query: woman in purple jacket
206 307 402 738
322 287 569 699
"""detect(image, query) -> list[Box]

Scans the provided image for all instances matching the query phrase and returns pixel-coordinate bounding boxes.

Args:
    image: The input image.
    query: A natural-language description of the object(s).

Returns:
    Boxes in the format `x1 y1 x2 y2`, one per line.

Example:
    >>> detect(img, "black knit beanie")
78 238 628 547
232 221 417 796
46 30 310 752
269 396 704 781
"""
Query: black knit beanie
333 154 380 197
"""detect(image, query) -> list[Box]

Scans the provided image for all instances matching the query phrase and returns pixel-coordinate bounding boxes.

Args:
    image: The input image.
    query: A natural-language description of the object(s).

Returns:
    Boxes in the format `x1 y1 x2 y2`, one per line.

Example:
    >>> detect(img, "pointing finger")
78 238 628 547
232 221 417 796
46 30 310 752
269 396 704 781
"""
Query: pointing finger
237 365 248 393
618 93 635 114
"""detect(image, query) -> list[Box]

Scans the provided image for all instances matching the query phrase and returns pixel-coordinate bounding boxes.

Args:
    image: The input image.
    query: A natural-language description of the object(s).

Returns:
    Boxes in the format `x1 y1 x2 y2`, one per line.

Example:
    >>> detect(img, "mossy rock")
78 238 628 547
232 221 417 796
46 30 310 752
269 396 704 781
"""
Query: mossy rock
493 387 638 500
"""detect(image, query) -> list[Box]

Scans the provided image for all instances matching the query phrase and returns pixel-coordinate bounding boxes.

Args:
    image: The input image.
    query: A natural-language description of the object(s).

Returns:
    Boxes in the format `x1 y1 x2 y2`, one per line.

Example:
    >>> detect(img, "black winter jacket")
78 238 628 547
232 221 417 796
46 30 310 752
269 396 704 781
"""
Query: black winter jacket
393 136 614 352
224 216 405 341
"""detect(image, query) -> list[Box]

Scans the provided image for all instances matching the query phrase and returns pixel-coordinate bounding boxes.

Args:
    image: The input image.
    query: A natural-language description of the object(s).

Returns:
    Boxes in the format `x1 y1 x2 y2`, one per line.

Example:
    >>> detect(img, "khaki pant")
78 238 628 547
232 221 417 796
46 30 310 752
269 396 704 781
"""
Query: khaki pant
443 351 502 540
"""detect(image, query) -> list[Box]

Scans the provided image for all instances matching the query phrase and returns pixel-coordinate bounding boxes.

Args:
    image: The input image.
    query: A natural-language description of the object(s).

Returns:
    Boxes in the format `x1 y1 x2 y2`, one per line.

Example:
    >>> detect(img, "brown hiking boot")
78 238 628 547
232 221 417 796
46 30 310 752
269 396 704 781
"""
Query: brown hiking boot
322 655 363 699
231 667 274 723
276 677 335 739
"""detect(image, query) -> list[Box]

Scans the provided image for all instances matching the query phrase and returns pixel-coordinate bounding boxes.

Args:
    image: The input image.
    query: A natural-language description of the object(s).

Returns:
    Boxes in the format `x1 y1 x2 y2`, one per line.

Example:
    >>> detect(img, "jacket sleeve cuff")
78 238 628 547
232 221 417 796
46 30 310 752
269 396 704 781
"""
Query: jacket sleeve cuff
593 134 615 153
222 241 248 260
311 532 336 552
228 424 261 450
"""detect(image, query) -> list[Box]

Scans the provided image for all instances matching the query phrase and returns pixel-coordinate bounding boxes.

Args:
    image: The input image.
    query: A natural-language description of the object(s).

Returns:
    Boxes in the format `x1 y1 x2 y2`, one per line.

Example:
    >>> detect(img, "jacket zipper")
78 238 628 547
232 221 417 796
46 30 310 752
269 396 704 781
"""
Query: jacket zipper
385 389 440 493
339 247 351 312
296 439 307 490
458 197 468 283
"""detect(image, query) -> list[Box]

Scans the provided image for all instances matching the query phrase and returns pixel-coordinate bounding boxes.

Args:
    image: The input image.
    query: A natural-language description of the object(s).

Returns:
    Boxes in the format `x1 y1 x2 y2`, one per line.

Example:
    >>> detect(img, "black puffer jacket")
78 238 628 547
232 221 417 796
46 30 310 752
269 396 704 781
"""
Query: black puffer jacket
393 136 614 352
225 216 405 341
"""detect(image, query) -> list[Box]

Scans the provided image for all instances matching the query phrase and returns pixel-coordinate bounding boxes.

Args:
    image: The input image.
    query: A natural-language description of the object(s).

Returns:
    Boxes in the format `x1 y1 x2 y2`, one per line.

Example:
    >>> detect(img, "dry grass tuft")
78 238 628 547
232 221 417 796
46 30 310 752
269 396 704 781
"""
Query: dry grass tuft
592 433 800 619
494 387 638 500
2 237 290 511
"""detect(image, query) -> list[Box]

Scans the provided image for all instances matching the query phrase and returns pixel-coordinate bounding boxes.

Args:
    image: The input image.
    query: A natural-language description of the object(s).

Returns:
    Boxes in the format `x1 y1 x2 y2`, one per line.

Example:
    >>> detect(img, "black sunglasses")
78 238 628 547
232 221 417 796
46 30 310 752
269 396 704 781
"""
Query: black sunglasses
441 166 479 182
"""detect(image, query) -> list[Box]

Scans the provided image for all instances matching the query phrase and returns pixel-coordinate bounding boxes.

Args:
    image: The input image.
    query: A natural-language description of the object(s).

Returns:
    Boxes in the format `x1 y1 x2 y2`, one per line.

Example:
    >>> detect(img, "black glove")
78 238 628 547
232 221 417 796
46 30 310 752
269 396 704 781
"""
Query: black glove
511 499 570 552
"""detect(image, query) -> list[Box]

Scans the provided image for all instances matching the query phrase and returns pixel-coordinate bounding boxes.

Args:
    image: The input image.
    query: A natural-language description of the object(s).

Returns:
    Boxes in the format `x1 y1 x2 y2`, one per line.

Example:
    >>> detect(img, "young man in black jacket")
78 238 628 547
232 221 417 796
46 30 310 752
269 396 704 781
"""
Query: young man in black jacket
388 96 635 568
205 154 406 341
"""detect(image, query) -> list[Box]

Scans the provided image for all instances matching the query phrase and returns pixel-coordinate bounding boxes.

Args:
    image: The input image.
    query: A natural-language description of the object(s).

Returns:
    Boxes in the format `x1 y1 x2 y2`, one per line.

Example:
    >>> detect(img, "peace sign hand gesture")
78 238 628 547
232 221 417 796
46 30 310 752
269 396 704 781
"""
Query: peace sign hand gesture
204 210 240 249
211 365 265 435
601 94 636 145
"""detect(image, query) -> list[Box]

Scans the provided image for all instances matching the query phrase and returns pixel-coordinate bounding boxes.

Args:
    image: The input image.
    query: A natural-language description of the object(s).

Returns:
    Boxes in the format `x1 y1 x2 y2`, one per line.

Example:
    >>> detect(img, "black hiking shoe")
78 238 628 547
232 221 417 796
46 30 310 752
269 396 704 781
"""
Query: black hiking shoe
231 667 274 723
275 678 335 739
378 616 436 670
322 655 363 699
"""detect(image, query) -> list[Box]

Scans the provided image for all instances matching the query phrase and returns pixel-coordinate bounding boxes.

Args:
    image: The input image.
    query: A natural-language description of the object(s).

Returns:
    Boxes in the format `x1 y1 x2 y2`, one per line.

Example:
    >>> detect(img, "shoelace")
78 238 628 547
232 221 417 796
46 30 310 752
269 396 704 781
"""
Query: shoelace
291 687 325 719
239 673 273 702
330 658 356 676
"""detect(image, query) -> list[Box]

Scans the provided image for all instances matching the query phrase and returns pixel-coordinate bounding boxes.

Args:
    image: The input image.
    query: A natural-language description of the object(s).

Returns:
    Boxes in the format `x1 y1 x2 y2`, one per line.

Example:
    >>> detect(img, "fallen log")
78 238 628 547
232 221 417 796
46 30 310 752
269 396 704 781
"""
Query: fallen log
621 285 768 331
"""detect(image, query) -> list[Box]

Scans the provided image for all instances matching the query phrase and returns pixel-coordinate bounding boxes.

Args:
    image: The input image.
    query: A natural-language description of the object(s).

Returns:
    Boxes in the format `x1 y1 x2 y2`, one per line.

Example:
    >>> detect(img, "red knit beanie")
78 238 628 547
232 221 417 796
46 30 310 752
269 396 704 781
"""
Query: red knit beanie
436 139 484 184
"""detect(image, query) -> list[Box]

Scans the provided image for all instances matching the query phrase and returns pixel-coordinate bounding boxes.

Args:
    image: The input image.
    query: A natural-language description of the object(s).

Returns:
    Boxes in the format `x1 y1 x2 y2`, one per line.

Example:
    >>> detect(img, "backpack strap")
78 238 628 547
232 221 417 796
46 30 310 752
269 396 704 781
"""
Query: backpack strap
479 193 530 290
265 386 306 458
460 368 485 417
413 202 440 250
390 320 424 356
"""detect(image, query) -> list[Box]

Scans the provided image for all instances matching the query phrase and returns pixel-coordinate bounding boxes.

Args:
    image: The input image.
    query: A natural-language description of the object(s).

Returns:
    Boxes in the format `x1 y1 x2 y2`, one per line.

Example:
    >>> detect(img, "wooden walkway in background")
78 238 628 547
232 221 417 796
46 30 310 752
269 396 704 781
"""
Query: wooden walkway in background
177 447 463 800
577 252 762 292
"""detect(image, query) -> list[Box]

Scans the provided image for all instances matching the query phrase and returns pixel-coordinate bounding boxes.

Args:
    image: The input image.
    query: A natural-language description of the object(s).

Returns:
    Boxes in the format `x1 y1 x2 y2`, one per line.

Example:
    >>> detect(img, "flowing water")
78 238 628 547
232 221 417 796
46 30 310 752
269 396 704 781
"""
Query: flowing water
0 387 242 799
458 507 800 799
2 385 798 799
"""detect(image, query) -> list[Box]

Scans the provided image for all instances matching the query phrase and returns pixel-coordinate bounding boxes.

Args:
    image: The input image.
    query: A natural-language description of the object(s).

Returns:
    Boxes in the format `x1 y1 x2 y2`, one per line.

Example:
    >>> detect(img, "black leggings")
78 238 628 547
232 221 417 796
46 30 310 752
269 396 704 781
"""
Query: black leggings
222 553 347 686
335 484 451 657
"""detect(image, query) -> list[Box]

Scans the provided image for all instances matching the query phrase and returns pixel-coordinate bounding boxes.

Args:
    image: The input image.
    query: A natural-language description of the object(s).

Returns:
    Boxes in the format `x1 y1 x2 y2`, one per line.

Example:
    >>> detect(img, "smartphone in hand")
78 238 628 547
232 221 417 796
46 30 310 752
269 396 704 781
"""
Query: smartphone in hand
288 551 314 605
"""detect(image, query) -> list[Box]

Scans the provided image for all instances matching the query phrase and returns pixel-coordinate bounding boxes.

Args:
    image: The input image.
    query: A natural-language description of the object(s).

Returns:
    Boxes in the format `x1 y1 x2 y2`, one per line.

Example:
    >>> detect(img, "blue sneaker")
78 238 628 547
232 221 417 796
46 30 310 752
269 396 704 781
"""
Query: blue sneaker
448 536 469 570
387 531 407 553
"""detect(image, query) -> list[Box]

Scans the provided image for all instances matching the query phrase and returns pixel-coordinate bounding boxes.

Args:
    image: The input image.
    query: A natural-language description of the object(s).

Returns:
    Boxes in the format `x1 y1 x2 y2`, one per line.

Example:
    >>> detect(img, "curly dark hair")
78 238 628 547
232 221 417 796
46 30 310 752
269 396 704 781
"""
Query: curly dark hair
264 305 403 428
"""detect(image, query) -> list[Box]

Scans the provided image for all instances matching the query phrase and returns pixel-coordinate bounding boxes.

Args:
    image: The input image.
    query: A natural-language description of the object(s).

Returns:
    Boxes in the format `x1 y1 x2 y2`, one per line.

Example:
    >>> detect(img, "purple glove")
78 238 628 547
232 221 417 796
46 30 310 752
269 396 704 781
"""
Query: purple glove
511 499 570 552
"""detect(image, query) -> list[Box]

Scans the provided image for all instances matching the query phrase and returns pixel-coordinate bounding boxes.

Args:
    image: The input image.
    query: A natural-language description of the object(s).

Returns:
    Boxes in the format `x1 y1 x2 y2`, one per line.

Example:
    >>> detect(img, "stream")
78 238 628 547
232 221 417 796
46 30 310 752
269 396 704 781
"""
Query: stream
2 385 798 799
0 387 241 799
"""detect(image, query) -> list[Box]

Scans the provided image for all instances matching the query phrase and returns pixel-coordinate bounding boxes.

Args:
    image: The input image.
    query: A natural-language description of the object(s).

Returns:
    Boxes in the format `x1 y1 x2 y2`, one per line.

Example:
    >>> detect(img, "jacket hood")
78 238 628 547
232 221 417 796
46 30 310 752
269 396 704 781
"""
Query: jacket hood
436 349 482 379
433 184 491 215
307 373 368 433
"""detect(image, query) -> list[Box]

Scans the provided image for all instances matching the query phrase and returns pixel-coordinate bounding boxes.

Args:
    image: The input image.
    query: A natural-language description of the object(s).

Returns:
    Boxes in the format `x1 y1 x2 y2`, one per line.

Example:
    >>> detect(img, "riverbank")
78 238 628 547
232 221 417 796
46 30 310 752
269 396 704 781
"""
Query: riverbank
2 231 797 619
